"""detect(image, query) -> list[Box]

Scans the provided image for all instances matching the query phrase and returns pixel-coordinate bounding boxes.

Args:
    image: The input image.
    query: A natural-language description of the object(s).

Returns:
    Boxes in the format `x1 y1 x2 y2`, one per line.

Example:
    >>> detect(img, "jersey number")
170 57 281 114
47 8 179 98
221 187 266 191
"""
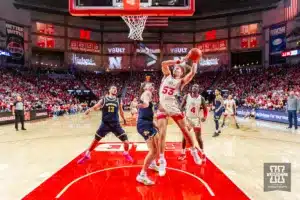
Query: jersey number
190 107 196 114
162 86 175 95
108 106 115 112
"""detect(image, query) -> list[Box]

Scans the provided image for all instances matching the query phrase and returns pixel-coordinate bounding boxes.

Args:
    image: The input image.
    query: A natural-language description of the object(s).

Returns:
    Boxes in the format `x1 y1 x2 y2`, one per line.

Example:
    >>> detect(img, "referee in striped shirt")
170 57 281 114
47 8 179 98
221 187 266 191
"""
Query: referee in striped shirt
12 96 26 131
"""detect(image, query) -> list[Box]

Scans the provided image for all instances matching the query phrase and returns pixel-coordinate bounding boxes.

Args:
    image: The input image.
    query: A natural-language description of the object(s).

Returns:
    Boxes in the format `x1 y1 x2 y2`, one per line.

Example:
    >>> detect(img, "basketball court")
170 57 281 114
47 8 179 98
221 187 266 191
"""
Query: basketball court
0 0 299 200
0 112 299 200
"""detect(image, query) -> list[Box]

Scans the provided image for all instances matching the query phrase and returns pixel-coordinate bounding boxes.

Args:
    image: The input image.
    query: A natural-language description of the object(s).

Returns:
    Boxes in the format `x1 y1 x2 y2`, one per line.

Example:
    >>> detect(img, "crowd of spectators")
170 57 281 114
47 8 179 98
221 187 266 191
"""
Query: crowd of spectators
1 64 299 114
216 65 300 110
0 68 84 115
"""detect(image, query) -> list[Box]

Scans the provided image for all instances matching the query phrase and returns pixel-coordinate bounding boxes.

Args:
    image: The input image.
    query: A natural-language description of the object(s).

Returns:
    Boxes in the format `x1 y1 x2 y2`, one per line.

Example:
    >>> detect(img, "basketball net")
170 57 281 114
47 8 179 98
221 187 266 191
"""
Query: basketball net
121 0 147 40
122 16 148 41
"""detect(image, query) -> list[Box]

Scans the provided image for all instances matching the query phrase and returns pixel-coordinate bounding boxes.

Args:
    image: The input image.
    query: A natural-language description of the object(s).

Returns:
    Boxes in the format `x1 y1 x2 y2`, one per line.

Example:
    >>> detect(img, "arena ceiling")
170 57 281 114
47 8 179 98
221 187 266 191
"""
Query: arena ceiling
14 0 280 19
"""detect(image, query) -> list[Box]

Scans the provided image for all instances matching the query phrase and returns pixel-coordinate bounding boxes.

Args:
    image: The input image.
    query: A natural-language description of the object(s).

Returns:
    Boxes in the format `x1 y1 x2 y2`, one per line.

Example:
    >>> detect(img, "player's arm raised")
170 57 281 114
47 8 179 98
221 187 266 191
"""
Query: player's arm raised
85 98 104 115
119 99 126 124
180 94 188 111
200 97 208 122
181 62 198 89
161 60 178 76
138 91 151 109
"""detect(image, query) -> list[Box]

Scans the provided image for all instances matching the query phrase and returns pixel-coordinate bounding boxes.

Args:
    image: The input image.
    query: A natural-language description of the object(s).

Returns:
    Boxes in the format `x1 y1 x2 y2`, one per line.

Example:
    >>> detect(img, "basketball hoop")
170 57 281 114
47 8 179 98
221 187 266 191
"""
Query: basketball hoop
121 16 148 41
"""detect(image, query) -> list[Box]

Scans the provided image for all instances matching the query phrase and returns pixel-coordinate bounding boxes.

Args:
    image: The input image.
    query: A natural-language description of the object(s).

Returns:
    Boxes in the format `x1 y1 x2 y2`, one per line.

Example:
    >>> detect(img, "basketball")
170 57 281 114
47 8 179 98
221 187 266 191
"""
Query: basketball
188 48 202 62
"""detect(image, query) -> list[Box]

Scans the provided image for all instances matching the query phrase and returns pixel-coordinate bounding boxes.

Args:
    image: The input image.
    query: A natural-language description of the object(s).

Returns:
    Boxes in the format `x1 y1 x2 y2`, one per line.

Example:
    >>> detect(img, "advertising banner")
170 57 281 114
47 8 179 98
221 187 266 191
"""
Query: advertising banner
163 44 193 55
0 111 31 126
269 24 286 55
0 110 48 126
68 53 101 68
32 110 49 120
6 23 24 65
236 108 300 124
133 43 161 70
103 55 130 71
0 112 15 125
103 43 131 54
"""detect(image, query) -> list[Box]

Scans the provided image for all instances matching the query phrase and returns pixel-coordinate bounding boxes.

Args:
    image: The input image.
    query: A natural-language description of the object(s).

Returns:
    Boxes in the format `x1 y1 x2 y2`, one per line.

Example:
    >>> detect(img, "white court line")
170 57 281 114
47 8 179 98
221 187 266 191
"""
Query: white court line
55 165 215 199
208 159 253 200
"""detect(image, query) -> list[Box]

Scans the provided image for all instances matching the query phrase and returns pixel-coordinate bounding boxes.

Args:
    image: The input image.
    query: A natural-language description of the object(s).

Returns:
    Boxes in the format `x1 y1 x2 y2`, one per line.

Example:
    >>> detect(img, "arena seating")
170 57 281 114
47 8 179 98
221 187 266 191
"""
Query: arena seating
0 68 85 114
216 65 300 110
1 65 299 113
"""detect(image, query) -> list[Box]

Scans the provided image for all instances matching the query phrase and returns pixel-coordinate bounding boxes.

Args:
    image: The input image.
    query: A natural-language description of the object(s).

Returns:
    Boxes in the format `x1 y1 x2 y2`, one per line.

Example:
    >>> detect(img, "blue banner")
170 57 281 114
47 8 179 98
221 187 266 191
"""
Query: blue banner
237 108 300 124
269 24 286 55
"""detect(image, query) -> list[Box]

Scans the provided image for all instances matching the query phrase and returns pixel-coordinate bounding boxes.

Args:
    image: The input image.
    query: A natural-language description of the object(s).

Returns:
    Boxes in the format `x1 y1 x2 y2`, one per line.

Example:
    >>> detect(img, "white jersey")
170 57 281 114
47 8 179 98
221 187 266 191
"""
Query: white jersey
130 101 138 109
130 101 138 113
158 75 183 116
186 94 203 118
224 99 235 112
159 75 182 104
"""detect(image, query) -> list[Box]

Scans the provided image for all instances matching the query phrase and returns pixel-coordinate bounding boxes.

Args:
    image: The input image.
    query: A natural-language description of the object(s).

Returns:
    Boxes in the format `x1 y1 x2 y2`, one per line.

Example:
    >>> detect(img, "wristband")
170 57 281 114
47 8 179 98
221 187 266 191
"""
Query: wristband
176 60 181 64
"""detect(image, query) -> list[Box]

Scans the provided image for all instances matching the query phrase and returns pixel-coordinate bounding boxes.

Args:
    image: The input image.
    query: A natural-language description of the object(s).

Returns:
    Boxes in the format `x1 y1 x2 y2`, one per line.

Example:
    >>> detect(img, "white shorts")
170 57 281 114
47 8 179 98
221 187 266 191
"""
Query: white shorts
131 108 138 114
186 117 201 128
157 101 183 120
224 109 235 116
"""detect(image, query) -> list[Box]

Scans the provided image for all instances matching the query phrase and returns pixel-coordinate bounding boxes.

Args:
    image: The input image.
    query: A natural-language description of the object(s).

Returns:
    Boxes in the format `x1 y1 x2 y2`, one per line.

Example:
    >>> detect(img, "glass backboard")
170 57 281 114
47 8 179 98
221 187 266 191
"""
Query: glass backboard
69 0 195 16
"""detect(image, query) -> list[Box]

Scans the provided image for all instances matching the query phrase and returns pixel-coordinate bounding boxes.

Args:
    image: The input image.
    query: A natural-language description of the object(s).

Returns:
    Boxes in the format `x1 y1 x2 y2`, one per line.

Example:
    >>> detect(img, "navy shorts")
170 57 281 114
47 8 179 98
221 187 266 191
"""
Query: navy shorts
137 120 158 141
96 121 125 138
214 109 224 120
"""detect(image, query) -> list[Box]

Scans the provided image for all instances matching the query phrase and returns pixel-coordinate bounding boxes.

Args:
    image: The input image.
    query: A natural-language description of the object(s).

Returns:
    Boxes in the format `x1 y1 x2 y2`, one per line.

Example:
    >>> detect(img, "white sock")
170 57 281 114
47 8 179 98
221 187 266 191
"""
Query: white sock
85 151 90 156
190 147 197 153
159 153 165 160
140 170 146 176
181 149 186 154
123 151 128 155
150 160 156 166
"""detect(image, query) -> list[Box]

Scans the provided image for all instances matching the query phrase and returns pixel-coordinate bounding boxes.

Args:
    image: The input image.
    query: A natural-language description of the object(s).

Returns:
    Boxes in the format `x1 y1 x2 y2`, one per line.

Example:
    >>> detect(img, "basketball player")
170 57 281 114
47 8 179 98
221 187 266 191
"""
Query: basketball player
221 95 240 129
157 53 202 176
136 82 159 185
212 89 224 137
178 84 208 161
130 98 138 117
77 85 133 164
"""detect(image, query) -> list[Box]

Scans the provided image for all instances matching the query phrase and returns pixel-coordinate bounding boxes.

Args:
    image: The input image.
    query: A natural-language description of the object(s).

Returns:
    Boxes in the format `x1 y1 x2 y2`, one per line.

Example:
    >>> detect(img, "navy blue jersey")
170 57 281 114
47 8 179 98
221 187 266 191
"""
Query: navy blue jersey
137 98 157 141
102 96 120 123
138 101 154 122
214 95 224 114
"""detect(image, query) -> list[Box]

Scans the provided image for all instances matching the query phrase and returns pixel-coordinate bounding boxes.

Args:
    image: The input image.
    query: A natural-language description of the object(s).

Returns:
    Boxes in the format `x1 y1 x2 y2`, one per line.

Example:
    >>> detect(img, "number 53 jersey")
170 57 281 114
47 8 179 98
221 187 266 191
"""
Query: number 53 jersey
158 75 183 116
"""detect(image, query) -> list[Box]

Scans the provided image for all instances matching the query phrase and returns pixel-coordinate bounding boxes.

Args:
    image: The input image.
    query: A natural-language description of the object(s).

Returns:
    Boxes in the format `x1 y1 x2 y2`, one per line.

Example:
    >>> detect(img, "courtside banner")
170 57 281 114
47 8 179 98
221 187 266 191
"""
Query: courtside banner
237 108 300 124
236 108 251 117
31 110 49 120
0 112 15 125
255 109 300 124
0 110 48 126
